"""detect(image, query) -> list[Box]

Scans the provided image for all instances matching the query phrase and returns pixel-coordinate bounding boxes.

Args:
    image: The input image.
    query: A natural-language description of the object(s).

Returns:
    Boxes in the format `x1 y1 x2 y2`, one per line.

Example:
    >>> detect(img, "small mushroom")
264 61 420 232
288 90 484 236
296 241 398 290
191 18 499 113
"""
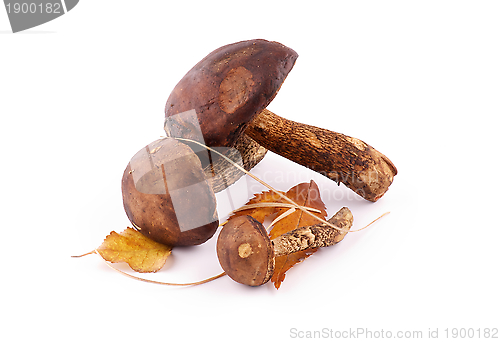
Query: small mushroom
122 137 218 246
217 207 353 286
164 39 397 201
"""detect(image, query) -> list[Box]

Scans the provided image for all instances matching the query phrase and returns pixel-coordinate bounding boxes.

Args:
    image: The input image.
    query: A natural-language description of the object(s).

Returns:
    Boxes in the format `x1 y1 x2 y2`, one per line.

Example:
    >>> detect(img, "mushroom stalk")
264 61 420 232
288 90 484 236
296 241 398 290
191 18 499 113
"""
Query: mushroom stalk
164 39 397 201
217 207 353 286
271 207 353 256
245 109 397 202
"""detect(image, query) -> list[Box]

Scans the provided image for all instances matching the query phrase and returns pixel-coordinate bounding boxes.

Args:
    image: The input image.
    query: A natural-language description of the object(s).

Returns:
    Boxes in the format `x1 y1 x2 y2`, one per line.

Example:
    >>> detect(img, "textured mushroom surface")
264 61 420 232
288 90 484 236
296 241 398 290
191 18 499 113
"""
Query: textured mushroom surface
122 138 218 247
165 39 298 148
217 215 274 286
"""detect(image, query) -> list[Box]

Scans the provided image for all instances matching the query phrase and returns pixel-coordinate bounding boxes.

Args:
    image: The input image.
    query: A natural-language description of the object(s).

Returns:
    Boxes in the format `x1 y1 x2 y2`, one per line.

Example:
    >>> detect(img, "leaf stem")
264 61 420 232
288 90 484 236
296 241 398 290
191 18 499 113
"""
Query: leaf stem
71 251 96 258
94 249 226 286
232 202 321 213
174 137 351 233
350 212 390 232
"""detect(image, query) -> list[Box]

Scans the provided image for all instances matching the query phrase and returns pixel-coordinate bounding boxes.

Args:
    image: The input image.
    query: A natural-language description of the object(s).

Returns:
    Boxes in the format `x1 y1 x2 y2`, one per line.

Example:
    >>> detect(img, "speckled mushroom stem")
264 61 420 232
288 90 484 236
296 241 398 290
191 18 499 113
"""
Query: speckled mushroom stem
245 109 398 202
203 134 267 192
271 207 353 257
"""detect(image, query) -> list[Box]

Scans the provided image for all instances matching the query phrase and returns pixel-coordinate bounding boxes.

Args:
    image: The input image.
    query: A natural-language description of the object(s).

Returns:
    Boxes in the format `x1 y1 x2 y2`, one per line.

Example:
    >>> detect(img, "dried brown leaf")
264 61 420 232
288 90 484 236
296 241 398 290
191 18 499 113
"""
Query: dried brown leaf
229 180 328 289
228 190 284 223
268 180 327 239
269 181 327 289
271 248 318 288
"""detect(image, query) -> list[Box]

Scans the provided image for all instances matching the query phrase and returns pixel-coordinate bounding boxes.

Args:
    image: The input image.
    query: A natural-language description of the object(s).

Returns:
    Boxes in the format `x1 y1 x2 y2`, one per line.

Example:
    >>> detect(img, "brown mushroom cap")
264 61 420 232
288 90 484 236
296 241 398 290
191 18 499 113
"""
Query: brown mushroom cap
122 138 218 246
217 215 275 286
164 39 298 148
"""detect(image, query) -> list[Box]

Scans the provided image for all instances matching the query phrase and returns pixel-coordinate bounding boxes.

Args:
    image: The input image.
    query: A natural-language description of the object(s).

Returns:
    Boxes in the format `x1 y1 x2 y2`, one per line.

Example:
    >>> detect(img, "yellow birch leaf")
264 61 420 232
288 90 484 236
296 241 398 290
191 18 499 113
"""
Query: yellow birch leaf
96 227 172 273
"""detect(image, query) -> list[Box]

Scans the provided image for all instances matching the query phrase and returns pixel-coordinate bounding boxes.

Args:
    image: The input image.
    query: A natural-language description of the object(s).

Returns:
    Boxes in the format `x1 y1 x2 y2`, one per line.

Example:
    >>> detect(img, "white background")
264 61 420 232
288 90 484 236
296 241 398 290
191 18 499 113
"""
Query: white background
1 1 499 341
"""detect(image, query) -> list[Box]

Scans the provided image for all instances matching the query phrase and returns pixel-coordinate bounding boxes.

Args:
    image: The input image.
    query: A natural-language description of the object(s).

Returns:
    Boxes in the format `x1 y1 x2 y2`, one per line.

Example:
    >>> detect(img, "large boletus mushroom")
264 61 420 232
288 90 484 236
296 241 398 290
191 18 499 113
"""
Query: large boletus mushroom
122 137 218 247
164 39 397 201
164 39 297 192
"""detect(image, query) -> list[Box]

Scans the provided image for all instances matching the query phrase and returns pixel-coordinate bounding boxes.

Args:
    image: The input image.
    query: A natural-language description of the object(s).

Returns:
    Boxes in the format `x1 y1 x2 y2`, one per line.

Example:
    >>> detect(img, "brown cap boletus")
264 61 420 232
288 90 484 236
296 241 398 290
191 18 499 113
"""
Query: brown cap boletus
217 207 353 286
122 137 218 247
164 39 297 191
164 39 397 202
